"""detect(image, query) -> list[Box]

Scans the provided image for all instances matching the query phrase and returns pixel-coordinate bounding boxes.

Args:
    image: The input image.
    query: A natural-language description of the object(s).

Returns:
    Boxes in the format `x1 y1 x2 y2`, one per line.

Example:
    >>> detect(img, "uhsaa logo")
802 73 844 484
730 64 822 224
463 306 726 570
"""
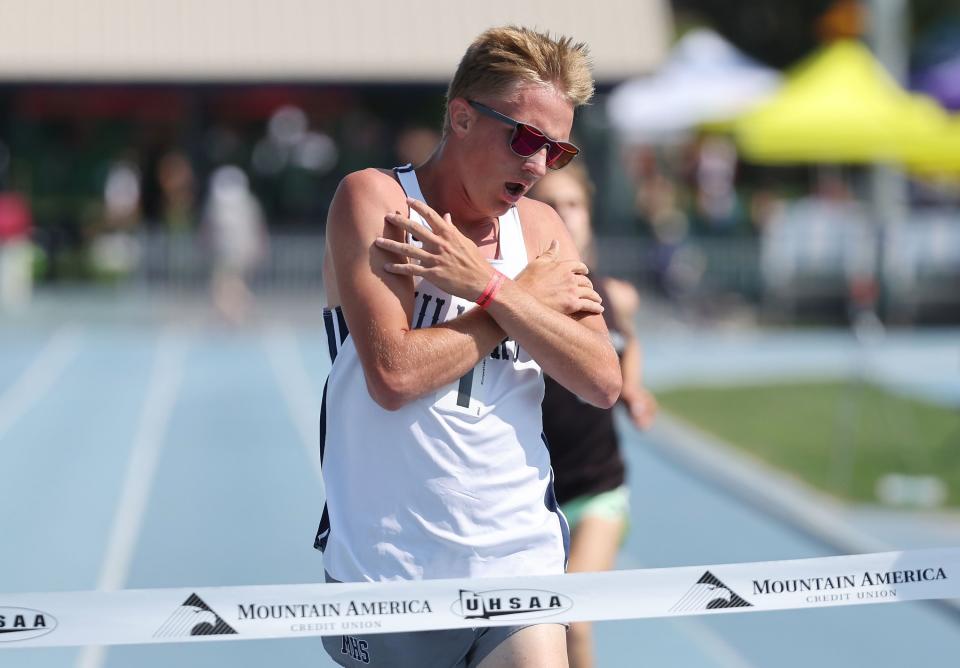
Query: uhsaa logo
0 607 58 642
452 589 572 621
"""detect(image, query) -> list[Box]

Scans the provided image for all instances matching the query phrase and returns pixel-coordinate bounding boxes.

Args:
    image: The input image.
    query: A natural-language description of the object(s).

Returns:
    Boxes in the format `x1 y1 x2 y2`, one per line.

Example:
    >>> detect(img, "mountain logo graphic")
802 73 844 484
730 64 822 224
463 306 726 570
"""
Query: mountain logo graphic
670 571 752 612
154 593 237 638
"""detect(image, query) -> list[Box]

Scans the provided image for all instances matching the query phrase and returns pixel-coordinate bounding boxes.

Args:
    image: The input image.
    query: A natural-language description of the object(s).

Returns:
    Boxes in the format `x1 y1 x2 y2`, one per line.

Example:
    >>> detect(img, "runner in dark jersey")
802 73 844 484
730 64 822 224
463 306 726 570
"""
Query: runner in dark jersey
530 164 657 668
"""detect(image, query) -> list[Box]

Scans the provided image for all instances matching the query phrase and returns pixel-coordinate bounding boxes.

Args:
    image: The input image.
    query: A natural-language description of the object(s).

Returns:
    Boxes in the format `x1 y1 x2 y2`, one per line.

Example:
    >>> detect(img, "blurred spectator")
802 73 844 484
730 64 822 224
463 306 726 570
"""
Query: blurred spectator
748 184 785 234
252 105 340 222
626 145 692 241
760 170 876 320
103 160 142 229
252 105 340 177
89 159 143 278
0 187 34 310
813 169 855 204
0 139 33 308
625 145 699 298
203 165 268 324
157 150 196 232
694 135 740 233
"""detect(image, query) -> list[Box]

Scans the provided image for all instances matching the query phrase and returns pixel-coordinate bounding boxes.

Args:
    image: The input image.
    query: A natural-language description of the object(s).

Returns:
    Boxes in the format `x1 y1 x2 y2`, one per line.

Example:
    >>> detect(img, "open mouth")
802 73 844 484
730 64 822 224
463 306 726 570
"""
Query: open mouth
505 182 526 197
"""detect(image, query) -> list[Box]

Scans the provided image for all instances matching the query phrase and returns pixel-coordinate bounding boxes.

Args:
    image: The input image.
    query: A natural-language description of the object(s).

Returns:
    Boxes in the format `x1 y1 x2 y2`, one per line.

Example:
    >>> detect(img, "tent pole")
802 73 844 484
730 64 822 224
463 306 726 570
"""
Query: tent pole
867 0 910 323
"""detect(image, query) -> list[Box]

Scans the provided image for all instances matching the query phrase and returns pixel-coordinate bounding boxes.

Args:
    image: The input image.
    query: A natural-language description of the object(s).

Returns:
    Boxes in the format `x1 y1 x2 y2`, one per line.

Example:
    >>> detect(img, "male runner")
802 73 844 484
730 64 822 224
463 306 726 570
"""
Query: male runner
317 26 621 667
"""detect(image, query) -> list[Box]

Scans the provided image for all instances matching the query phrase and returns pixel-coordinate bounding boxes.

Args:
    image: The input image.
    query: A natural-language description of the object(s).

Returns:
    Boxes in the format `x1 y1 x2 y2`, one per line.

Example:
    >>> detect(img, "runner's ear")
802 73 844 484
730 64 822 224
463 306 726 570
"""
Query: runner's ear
448 98 473 137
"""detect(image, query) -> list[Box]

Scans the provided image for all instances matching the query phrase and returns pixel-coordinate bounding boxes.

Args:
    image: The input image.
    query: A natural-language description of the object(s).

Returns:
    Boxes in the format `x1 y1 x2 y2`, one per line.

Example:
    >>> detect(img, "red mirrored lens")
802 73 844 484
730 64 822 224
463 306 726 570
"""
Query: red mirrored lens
510 124 578 170
510 124 548 157
546 143 578 170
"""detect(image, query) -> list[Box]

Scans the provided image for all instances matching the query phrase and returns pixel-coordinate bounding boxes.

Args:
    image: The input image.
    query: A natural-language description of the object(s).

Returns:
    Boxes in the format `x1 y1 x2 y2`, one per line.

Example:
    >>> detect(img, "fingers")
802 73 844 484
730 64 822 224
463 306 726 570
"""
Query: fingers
383 262 426 277
579 287 603 304
406 198 450 232
574 298 605 315
568 287 604 315
384 212 440 245
374 237 434 264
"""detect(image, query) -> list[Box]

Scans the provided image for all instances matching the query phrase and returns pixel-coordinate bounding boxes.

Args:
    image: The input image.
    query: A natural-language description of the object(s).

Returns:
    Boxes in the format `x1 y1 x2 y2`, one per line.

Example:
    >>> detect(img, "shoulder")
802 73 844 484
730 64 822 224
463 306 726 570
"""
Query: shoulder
517 196 563 228
328 168 408 238
516 196 576 260
326 168 411 257
334 168 406 210
601 276 641 318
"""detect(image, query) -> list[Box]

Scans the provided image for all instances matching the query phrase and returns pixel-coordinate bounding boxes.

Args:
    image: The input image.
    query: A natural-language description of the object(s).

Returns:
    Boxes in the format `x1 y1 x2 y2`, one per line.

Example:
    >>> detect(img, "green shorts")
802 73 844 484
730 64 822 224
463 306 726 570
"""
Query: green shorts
560 485 630 531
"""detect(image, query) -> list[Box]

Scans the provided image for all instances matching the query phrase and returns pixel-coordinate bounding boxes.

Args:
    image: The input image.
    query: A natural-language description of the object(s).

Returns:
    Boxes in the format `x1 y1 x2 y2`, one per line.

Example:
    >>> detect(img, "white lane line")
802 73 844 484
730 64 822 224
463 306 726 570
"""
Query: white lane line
75 329 188 668
0 325 83 441
262 323 325 485
617 553 755 668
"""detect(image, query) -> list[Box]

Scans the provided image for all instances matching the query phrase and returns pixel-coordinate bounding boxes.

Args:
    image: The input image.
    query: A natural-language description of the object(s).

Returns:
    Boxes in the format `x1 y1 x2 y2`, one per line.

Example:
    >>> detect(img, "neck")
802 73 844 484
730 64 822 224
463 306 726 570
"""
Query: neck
414 142 496 229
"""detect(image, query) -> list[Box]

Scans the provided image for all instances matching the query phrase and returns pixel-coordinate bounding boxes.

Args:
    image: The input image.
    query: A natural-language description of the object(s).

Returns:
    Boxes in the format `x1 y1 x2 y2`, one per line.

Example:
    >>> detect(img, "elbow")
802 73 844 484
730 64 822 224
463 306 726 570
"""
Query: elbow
369 386 406 411
595 370 622 410
587 359 622 410
365 369 418 411
557 349 622 409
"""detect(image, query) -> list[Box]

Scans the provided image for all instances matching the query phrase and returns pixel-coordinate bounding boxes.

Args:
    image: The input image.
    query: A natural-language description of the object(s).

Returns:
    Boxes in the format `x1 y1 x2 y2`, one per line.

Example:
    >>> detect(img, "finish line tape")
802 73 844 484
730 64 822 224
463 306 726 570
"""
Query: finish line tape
2 547 958 648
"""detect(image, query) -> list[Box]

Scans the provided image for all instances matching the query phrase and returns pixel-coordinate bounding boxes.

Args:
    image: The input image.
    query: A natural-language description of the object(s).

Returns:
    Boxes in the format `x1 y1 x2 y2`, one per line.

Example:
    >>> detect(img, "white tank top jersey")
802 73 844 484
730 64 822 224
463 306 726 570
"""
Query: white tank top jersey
316 165 569 583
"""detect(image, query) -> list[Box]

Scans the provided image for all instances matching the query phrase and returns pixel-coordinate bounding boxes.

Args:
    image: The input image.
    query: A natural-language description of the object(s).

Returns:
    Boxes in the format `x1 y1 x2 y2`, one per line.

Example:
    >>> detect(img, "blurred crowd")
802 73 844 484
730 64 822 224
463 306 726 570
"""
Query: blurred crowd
1 2 959 327
0 87 445 319
617 135 960 322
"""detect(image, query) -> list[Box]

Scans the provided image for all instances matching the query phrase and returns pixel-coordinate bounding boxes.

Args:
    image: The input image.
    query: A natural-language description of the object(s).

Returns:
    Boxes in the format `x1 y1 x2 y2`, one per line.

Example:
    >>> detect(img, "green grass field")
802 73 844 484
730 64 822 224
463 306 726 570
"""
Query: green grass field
657 380 960 507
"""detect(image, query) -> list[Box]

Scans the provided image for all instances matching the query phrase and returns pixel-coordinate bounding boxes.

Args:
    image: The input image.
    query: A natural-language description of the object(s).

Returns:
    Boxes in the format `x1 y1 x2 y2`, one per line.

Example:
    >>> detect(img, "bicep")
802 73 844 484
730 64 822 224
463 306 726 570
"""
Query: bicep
326 174 415 353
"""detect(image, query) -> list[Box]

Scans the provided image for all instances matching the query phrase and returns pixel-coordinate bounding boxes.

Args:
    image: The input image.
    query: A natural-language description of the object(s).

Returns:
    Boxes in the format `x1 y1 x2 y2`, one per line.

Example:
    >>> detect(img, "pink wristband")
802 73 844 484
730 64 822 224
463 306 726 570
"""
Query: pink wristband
476 271 505 309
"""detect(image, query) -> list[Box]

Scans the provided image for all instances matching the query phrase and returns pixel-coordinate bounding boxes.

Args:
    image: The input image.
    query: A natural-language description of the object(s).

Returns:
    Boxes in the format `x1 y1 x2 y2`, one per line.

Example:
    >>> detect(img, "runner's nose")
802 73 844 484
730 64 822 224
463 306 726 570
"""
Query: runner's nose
523 147 549 179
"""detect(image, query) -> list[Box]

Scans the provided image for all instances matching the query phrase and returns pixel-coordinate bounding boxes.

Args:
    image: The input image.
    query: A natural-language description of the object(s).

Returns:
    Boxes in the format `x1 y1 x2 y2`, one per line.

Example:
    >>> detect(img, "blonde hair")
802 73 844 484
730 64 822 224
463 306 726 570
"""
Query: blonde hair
444 26 594 133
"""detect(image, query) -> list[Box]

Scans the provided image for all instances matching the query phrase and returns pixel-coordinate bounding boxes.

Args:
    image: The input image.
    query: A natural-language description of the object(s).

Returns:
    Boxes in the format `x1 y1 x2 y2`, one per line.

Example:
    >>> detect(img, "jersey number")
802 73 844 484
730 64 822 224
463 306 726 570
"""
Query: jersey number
436 304 483 415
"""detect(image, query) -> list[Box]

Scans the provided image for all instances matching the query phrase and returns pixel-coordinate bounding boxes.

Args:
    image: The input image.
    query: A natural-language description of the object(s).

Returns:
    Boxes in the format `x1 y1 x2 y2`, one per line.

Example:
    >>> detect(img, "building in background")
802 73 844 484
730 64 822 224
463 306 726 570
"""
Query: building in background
0 0 671 281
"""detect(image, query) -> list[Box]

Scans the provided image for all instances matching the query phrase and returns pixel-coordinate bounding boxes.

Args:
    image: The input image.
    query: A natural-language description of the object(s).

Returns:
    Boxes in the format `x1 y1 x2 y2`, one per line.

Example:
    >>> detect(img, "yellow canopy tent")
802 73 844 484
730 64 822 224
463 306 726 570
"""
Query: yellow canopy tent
735 40 952 165
906 115 960 173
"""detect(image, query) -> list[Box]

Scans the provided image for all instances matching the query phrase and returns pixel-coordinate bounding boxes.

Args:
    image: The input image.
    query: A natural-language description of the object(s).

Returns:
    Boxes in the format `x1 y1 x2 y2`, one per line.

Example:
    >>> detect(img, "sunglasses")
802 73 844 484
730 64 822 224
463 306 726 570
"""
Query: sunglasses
467 100 579 170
